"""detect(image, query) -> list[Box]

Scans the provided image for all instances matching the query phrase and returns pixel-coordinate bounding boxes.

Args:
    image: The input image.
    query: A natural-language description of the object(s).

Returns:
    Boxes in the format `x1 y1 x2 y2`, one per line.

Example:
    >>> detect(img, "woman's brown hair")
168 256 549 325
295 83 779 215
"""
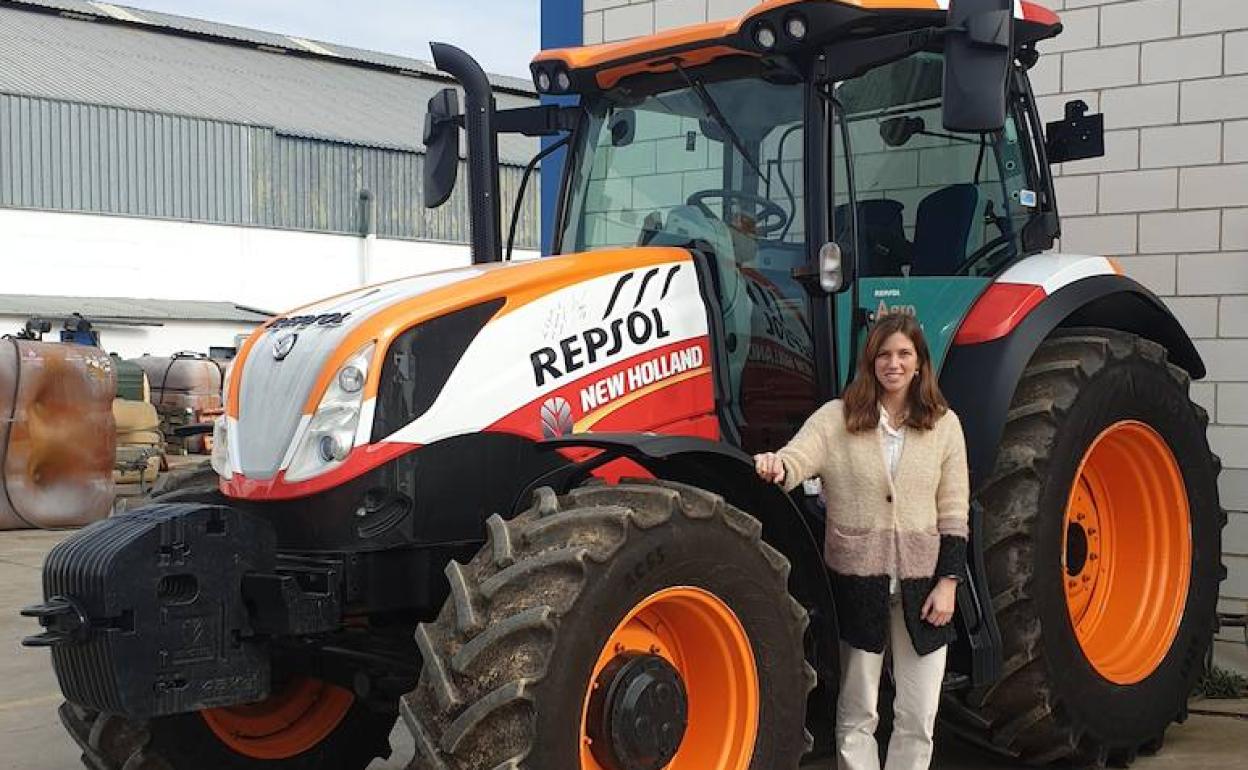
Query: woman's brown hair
842 312 948 433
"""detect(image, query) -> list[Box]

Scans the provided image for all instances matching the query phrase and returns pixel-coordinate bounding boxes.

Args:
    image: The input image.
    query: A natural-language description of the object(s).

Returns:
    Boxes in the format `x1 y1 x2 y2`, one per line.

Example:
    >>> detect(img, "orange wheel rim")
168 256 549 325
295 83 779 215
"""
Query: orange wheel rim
580 586 759 770
201 677 354 760
1063 420 1191 685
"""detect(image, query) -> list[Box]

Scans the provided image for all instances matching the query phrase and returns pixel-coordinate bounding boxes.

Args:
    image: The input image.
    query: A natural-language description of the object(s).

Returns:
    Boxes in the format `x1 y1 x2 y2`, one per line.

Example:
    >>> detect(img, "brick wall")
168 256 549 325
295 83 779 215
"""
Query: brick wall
588 0 1248 659
1031 0 1248 661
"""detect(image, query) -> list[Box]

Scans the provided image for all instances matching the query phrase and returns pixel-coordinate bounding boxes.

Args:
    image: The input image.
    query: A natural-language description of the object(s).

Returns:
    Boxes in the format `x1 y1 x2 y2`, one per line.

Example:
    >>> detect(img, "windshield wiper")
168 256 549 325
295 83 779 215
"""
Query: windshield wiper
671 61 764 179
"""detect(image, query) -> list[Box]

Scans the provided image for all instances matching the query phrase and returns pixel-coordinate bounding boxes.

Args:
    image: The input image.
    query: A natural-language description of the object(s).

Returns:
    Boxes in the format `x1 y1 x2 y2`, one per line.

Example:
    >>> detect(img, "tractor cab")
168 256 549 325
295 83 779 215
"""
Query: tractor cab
458 0 1094 449
539 0 1068 276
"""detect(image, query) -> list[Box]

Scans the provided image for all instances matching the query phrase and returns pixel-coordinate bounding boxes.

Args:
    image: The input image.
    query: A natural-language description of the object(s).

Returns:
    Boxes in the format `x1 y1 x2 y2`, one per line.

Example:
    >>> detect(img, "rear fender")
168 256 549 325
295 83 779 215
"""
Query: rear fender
943 273 1204 489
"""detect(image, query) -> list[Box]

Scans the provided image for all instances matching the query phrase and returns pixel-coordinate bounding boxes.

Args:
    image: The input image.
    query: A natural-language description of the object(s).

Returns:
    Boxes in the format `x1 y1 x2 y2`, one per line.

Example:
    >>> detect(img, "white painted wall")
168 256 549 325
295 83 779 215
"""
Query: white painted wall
0 208 539 357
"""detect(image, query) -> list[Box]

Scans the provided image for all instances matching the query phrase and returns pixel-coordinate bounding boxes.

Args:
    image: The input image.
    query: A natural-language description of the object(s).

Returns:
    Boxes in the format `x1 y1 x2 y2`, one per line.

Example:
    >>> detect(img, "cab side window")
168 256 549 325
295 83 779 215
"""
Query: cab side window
834 52 1035 277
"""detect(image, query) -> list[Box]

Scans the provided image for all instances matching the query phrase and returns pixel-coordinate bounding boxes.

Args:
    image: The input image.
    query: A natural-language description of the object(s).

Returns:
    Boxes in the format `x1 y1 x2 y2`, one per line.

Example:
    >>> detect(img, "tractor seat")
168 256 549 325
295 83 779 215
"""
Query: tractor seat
835 199 909 277
910 183 981 276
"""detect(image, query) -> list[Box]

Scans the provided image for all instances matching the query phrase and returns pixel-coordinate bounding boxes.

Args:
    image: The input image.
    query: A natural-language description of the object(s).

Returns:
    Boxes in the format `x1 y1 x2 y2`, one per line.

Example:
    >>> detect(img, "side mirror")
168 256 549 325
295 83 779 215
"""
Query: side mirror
698 117 727 144
608 109 636 147
423 88 461 209
942 0 1013 133
880 116 926 147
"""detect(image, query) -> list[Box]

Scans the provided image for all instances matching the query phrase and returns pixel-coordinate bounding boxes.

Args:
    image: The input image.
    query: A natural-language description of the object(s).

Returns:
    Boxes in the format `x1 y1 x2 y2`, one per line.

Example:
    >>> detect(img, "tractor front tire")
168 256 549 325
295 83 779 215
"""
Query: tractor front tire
58 466 398 770
946 329 1224 766
403 480 816 770
59 684 395 770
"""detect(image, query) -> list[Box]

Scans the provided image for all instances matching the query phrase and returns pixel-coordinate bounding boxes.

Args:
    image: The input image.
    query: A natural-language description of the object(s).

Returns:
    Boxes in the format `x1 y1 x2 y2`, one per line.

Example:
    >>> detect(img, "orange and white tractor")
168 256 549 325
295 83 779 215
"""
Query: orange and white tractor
25 1 1223 768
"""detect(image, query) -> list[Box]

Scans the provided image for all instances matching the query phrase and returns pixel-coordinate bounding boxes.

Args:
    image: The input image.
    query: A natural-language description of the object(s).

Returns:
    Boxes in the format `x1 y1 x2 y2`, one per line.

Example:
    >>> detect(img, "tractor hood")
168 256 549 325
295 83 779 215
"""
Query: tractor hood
220 247 711 499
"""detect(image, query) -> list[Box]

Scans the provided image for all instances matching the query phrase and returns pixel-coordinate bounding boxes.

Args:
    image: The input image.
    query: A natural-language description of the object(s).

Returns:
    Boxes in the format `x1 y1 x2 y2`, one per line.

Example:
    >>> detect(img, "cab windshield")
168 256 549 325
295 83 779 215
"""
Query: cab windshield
561 69 806 274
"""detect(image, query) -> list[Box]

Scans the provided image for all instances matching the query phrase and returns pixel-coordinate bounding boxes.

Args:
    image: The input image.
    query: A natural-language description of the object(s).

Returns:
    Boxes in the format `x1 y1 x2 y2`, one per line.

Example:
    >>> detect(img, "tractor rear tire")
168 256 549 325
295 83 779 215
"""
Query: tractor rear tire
402 479 816 769
944 329 1224 766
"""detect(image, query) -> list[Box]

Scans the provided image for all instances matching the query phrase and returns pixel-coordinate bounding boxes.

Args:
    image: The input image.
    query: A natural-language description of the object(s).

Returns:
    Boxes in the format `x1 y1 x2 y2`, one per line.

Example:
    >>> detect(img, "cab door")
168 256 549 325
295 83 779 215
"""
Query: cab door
830 52 1044 386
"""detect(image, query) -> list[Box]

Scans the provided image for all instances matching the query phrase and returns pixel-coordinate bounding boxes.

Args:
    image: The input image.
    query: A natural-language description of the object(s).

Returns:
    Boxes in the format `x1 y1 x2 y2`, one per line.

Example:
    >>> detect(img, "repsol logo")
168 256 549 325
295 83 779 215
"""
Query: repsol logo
268 312 352 332
529 265 682 387
531 309 670 386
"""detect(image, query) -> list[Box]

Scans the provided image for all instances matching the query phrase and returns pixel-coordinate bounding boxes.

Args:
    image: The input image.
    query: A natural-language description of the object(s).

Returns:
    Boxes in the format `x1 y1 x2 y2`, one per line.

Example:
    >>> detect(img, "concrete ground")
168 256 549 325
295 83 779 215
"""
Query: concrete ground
3 528 1246 770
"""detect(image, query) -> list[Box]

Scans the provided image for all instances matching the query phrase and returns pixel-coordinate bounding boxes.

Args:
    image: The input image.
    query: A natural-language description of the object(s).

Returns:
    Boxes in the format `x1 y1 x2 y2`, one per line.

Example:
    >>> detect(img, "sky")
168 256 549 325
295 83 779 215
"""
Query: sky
117 0 541 77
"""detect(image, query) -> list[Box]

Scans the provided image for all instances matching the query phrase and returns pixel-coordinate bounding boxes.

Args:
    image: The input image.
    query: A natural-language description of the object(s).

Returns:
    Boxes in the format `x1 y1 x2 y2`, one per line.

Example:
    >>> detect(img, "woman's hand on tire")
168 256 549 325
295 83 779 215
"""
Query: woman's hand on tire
922 577 958 626
754 453 785 485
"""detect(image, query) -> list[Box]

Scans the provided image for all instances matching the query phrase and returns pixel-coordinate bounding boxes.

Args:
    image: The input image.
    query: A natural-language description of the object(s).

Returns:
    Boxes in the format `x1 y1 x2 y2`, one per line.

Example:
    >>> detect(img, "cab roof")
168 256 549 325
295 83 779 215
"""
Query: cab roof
532 0 1060 93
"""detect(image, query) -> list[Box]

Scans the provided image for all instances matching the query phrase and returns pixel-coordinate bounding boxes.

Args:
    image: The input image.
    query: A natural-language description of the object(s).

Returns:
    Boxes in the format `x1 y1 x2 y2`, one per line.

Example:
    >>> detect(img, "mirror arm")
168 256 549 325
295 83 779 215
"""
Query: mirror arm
424 111 462 140
822 27 948 82
917 128 982 146
494 104 581 137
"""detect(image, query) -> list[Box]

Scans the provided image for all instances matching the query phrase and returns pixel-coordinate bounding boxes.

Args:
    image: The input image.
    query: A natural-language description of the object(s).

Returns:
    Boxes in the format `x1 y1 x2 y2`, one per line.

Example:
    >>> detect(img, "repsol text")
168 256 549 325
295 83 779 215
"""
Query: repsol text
530 308 671 386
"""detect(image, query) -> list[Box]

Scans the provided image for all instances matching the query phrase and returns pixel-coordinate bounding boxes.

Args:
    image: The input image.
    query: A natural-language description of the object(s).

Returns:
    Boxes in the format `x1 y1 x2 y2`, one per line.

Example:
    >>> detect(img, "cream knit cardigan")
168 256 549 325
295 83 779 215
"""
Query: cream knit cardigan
777 399 969 579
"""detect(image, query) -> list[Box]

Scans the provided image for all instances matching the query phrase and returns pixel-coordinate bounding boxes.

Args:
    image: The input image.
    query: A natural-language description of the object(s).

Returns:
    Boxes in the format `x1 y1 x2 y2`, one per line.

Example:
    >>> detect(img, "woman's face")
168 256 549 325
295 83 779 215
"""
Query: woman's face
874 331 918 395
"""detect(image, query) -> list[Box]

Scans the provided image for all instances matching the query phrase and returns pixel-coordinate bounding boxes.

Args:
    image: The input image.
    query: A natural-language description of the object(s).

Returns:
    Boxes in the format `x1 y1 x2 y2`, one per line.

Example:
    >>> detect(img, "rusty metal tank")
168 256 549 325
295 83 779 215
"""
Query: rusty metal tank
129 354 224 405
0 340 116 530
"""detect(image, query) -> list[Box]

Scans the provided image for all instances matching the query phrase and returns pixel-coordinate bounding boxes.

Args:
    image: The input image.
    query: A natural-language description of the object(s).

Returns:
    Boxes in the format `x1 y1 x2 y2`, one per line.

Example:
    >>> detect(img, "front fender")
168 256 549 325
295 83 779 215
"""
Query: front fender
533 432 839 693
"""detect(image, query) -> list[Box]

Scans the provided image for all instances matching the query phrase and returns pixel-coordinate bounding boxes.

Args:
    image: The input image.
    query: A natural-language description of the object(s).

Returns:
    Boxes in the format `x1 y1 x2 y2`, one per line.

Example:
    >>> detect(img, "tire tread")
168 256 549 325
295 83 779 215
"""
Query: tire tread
403 481 814 769
949 327 1225 766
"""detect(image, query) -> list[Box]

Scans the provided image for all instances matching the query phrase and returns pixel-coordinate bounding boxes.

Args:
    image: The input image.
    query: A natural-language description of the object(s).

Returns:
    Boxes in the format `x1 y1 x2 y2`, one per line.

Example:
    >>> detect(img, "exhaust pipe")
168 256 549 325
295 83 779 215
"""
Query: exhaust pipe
430 43 502 264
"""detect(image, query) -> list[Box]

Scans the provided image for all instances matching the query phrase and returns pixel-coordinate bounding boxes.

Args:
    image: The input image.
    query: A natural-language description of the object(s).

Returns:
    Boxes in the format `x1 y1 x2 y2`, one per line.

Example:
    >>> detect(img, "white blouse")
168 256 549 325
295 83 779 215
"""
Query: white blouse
879 405 906 480
879 405 906 595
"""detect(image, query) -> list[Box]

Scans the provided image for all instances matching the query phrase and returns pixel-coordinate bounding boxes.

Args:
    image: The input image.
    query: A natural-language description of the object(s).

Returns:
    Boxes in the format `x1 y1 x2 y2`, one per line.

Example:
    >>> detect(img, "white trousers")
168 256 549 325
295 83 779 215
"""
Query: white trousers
836 598 947 770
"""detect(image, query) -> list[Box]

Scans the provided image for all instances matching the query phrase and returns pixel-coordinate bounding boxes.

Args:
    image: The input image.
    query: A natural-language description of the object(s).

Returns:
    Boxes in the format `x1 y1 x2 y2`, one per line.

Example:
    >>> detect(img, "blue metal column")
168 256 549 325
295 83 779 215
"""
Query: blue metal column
539 0 582 255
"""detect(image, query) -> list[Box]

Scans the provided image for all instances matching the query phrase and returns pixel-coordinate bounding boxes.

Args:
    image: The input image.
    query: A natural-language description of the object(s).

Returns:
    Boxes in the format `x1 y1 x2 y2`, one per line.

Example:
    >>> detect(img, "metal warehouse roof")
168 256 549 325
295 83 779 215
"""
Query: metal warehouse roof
0 295 273 324
0 0 539 164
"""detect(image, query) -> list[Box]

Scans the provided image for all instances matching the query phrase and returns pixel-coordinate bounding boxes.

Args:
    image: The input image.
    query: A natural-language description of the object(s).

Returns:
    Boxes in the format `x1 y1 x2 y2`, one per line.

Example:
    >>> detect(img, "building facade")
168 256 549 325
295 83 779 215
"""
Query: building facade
0 0 542 355
555 0 1248 666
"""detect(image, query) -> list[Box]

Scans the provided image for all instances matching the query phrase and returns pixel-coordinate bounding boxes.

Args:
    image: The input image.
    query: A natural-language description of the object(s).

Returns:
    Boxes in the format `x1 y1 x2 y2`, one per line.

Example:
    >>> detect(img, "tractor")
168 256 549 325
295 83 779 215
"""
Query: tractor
24 1 1224 768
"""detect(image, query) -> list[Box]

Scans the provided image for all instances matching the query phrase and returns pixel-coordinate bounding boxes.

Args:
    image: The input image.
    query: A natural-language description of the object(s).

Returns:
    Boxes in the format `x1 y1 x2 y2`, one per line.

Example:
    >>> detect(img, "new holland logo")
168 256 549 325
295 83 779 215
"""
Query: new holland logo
539 396 574 438
273 333 298 360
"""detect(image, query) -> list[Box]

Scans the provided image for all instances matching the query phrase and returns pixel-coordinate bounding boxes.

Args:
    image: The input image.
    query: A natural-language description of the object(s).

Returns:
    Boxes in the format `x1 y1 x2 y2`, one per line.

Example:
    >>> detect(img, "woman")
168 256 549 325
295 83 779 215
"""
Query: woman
754 312 968 770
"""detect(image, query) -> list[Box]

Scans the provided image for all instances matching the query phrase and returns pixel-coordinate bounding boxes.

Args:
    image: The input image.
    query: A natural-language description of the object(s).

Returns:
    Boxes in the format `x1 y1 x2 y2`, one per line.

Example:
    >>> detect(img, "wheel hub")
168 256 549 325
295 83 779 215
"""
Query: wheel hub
580 586 758 770
1063 480 1104 620
587 653 688 770
1065 521 1089 575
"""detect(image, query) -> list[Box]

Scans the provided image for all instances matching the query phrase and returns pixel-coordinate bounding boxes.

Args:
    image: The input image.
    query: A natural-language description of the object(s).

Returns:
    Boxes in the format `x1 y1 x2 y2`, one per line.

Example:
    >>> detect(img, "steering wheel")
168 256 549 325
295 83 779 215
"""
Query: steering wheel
948 199 1021 275
687 189 789 237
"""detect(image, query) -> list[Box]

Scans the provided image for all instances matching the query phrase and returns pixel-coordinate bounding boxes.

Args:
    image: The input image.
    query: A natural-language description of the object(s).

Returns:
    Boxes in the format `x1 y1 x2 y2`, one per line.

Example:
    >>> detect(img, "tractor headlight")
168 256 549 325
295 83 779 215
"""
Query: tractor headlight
754 22 777 50
211 360 236 479
785 14 808 41
338 364 365 393
285 342 376 483
210 416 232 479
